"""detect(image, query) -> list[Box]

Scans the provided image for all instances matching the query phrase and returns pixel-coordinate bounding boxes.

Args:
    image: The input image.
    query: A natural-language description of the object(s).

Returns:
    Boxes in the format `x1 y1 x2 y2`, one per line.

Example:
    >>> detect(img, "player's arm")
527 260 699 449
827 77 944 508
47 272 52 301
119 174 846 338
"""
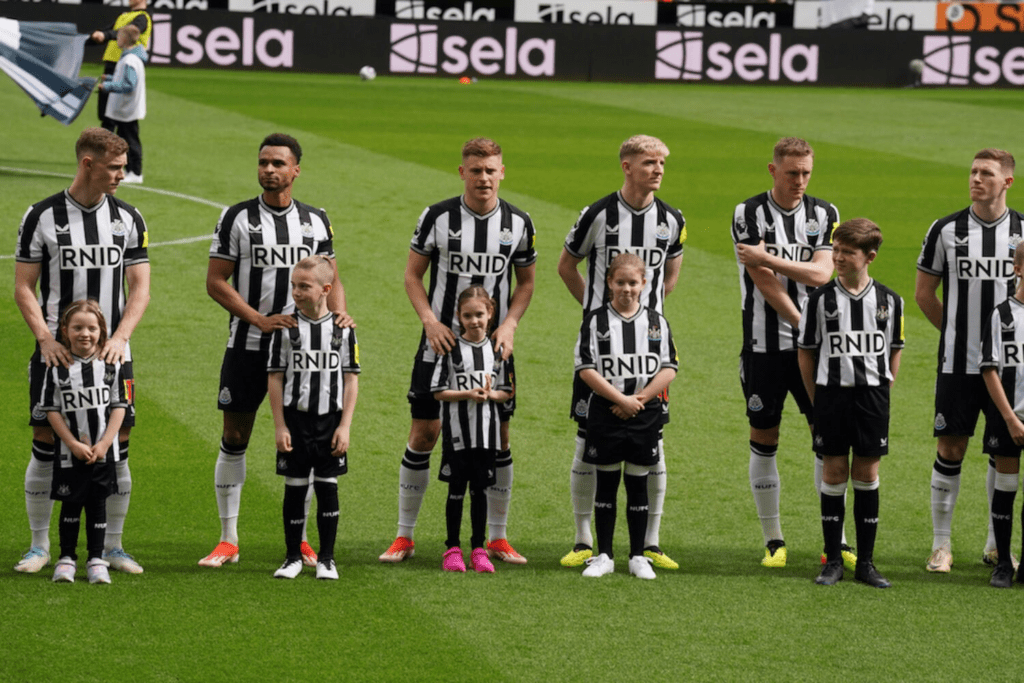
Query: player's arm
798 347 817 405
326 257 354 328
332 373 358 456
267 371 291 452
92 407 126 462
636 367 677 405
405 250 455 355
46 411 94 462
206 257 295 334
101 262 151 364
14 261 71 368
983 367 1024 445
737 242 833 287
579 368 643 419
914 270 943 331
745 263 802 328
493 263 536 360
664 254 683 297
557 248 586 305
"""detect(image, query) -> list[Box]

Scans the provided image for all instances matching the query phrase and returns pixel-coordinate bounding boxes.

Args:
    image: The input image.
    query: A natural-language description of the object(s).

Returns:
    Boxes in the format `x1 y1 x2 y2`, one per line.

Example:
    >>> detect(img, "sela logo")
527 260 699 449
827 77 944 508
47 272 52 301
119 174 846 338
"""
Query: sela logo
150 0 209 9
921 35 1024 86
150 14 294 68
655 31 818 83
939 2 1024 32
236 0 374 14
395 0 497 21
538 3 635 24
676 4 778 29
390 23 555 76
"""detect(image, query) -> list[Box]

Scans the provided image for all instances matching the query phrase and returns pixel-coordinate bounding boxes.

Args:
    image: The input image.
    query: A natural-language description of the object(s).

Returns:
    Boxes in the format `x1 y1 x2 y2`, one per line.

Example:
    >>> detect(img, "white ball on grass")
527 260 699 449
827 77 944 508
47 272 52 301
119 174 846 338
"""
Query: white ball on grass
359 66 377 81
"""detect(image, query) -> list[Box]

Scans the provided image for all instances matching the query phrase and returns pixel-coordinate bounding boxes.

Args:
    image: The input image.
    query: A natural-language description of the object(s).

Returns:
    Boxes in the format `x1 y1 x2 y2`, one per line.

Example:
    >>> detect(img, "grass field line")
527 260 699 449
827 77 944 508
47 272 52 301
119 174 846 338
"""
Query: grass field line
0 164 221 258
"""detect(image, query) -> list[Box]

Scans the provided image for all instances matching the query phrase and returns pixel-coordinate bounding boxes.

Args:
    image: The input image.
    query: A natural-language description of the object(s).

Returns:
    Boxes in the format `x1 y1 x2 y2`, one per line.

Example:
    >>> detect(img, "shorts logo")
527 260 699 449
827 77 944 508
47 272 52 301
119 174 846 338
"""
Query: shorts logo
58 484 71 497
879 437 887 447
648 324 662 342
498 227 514 245
814 434 823 447
278 457 288 470
987 435 1000 448
574 398 589 417
110 219 128 237
441 463 452 477
219 387 232 405
338 456 347 468
935 412 947 430
748 394 764 411
656 221 671 240
805 219 820 236
587 445 598 459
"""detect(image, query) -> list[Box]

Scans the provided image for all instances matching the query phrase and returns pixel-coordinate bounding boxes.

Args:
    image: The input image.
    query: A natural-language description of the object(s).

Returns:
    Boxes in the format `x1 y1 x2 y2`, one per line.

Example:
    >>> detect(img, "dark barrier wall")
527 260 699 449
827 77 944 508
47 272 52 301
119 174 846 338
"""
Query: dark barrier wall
5 4 1023 87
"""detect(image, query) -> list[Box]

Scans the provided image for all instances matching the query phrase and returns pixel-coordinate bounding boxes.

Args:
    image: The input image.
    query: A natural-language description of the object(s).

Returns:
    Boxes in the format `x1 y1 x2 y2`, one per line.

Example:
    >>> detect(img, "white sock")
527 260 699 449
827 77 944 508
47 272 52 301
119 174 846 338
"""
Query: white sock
397 446 431 540
25 454 54 552
487 456 513 541
985 457 997 553
215 442 246 546
931 456 961 551
644 439 666 549
104 459 132 551
815 454 849 547
750 443 782 544
570 435 595 547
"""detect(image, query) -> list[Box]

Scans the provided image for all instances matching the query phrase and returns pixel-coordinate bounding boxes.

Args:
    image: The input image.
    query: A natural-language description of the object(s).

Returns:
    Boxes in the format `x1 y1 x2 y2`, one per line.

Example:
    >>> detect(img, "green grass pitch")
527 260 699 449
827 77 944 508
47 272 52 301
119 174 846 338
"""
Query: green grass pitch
3 69 1024 681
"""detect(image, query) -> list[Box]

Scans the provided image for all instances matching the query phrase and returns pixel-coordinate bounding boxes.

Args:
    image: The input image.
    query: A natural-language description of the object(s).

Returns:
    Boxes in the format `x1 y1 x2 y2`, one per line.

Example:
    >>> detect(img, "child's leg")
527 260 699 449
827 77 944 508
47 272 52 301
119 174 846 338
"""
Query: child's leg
469 486 487 550
820 480 847 562
445 478 468 549
624 463 650 559
84 492 108 562
58 501 85 561
594 466 621 558
852 478 880 562
282 478 308 560
313 478 340 562
991 463 1018 567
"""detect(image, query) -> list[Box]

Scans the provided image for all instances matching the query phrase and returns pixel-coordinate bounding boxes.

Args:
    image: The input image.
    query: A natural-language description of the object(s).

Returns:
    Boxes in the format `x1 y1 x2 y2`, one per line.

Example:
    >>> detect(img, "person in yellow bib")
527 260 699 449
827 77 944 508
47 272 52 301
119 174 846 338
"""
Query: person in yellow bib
89 0 151 131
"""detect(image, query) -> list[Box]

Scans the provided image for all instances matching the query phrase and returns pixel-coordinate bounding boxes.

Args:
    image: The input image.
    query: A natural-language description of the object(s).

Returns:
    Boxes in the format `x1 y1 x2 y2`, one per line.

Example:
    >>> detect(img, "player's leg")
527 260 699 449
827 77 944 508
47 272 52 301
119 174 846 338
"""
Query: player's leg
443 467 468 573
85 484 112 585
643 435 677 570
119 120 142 180
53 500 83 583
851 449 887 588
17 355 55 573
583 464 620 578
486 419 526 564
274 476 308 579
625 462 655 580
816 456 848 586
565 374 596 566
984 438 1020 587
104 415 144 574
313 476 340 580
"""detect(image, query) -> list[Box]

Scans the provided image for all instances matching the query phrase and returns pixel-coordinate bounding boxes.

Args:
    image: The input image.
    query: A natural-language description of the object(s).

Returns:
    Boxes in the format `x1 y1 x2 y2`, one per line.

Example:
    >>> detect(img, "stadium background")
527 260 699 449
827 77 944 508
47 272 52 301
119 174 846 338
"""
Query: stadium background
3 1 1024 681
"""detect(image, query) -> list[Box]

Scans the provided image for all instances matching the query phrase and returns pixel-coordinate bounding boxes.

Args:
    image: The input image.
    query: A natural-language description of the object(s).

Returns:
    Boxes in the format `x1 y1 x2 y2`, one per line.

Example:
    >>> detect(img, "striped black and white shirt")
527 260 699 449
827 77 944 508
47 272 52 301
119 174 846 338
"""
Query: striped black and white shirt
917 207 1024 375
410 196 537 363
575 304 678 396
563 192 685 315
210 196 335 352
732 192 838 353
798 279 905 388
39 355 128 466
431 337 511 453
981 296 1024 419
267 312 359 415
15 190 149 344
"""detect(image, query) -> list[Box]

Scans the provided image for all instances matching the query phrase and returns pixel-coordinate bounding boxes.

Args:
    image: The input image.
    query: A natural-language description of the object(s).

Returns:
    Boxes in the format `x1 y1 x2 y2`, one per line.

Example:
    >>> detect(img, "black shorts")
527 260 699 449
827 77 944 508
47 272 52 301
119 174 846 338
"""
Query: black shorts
812 385 890 458
933 373 989 437
583 397 662 467
439 447 497 490
51 454 117 504
739 349 812 430
275 408 348 479
29 348 136 429
982 411 1024 458
218 347 269 414
408 349 517 422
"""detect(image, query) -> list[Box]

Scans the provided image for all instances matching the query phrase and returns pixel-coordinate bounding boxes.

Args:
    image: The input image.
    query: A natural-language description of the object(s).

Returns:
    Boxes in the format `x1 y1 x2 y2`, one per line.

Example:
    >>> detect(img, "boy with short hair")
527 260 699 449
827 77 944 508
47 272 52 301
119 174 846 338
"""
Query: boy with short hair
98 24 147 183
980 242 1024 588
267 255 360 580
798 218 904 588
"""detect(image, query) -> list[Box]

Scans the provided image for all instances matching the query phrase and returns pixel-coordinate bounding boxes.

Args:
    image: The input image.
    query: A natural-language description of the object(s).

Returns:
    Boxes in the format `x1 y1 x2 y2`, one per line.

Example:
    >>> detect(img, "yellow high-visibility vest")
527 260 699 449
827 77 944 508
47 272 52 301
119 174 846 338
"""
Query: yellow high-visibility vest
101 11 152 63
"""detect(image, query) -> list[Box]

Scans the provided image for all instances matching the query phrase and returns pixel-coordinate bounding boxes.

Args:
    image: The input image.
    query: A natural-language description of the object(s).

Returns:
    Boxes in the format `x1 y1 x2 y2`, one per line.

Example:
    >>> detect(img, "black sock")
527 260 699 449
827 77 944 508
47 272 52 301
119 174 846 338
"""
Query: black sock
282 484 306 560
469 487 486 549
594 468 621 559
854 486 880 564
445 478 467 549
59 501 84 561
821 492 845 563
623 473 649 558
85 494 107 562
314 480 339 562
993 488 1016 566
